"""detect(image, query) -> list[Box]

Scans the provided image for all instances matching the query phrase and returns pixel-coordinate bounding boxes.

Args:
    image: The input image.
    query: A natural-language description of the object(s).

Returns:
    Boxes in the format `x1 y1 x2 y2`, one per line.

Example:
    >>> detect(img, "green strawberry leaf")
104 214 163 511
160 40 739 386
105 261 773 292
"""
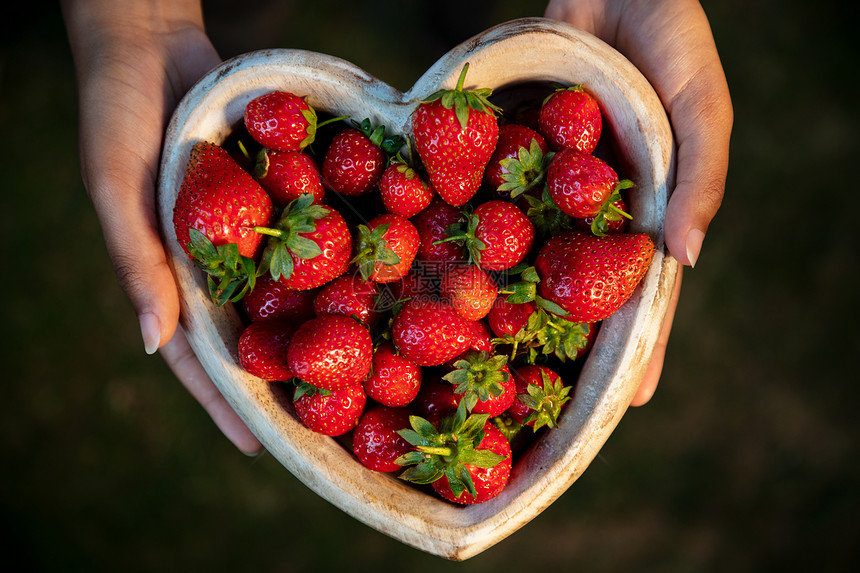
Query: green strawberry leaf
286 234 324 259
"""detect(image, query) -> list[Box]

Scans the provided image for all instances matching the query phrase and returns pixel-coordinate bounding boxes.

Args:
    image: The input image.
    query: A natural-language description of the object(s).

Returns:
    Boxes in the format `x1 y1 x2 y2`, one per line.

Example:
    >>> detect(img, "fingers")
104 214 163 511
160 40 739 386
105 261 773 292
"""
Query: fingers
160 331 264 455
662 72 733 266
78 81 183 354
615 0 733 267
630 267 682 407
99 196 182 355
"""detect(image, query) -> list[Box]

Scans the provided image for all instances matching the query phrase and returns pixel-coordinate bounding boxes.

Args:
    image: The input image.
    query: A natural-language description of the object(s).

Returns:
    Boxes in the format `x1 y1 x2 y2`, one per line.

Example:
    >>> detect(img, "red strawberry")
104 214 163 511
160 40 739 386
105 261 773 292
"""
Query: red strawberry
546 147 633 236
507 364 571 430
538 85 602 153
487 296 536 339
352 214 419 283
173 141 274 304
322 119 403 196
484 123 550 198
363 342 422 407
255 194 351 291
442 318 494 371
439 200 535 271
535 231 655 323
293 381 366 436
353 406 414 472
244 91 319 151
431 420 511 504
396 410 512 504
237 319 296 381
535 317 596 363
411 376 458 424
519 185 574 237
241 274 317 324
313 274 380 327
440 264 498 321
410 198 466 264
412 64 501 207
488 295 590 364
286 315 373 391
253 149 325 207
391 299 472 366
575 196 631 236
378 160 435 218
464 319 494 353
444 350 516 417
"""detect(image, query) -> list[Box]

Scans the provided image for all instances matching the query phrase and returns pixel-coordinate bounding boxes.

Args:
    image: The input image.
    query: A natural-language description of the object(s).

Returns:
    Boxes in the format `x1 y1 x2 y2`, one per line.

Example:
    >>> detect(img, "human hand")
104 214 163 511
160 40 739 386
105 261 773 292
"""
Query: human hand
544 0 733 405
61 0 262 453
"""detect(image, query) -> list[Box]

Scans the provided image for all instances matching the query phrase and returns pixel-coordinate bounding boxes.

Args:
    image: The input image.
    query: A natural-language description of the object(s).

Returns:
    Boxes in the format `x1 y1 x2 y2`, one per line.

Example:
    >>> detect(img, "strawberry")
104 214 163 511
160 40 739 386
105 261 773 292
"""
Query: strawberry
412 63 501 207
396 407 512 504
487 296 536 339
486 295 541 361
241 273 317 324
391 299 472 366
507 364 571 430
352 214 419 283
321 119 403 196
312 274 380 328
410 198 466 264
363 342 422 407
538 85 602 153
533 315 596 363
286 314 373 391
237 319 296 381
575 196 630 236
535 231 655 323
520 186 574 237
254 194 351 291
464 319 494 353
173 141 274 304
444 350 515 417
252 148 325 207
440 264 498 321
378 158 435 218
484 123 551 198
441 318 494 371
438 200 535 271
411 376 458 424
244 91 320 151
293 381 366 436
353 406 414 472
546 147 633 236
493 266 598 363
431 419 511 504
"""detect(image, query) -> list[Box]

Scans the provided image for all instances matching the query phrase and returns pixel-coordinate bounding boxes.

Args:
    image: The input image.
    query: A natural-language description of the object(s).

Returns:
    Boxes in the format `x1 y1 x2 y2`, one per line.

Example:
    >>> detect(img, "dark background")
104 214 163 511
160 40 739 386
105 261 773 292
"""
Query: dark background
2 0 858 570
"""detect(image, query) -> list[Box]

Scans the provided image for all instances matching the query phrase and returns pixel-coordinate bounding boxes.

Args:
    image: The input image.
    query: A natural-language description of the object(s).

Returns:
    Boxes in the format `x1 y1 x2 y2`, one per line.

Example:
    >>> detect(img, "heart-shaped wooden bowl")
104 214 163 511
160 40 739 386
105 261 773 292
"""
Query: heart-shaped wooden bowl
157 17 678 561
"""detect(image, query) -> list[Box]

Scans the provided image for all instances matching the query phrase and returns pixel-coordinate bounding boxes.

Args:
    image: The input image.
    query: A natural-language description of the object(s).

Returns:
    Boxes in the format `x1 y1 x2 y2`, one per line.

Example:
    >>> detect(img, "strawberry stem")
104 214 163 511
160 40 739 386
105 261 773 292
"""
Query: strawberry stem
455 62 470 91
315 114 350 130
418 446 454 457
252 226 284 238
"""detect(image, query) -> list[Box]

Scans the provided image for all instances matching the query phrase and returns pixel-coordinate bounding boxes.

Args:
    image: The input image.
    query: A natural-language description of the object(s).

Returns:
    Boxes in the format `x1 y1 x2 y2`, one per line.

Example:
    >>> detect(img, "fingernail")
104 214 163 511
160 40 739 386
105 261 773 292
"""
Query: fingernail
686 228 705 268
139 312 161 355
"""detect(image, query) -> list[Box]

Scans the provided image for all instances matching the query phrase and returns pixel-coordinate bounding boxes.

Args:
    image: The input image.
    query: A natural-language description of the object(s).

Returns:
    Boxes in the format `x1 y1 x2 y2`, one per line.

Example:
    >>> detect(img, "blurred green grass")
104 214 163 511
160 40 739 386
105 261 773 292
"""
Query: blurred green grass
1 1 858 571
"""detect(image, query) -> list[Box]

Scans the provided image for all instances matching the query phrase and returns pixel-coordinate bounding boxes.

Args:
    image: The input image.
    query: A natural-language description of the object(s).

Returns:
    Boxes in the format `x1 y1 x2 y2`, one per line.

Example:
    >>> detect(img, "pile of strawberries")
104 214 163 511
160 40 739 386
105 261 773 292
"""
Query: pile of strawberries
172 64 654 505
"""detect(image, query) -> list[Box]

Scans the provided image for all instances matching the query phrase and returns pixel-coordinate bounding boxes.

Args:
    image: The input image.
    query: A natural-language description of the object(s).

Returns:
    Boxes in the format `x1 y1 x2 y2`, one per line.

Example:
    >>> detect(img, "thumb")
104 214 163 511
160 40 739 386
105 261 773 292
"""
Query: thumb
662 77 733 267
91 175 181 354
